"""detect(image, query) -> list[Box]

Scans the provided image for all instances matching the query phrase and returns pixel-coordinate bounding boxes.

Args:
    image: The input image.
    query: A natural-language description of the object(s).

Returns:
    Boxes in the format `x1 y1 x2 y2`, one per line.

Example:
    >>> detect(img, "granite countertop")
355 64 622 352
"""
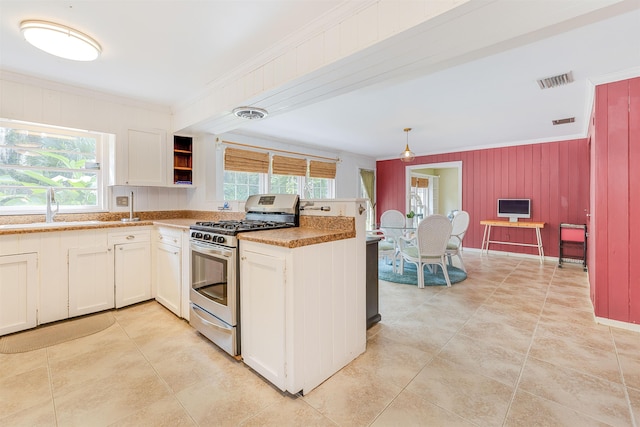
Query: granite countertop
152 219 196 229
0 220 155 235
237 227 356 248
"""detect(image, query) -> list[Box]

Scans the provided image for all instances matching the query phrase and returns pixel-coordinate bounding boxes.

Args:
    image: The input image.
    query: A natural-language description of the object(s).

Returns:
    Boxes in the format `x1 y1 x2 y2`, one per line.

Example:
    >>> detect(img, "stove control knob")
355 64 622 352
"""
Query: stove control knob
203 234 212 241
216 236 226 244
195 232 203 239
191 231 197 238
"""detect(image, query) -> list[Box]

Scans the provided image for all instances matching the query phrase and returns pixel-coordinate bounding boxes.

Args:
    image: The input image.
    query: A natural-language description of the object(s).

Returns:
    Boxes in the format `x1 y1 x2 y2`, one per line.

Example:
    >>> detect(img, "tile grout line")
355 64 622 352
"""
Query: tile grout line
109 311 201 427
611 328 639 427
500 258 553 426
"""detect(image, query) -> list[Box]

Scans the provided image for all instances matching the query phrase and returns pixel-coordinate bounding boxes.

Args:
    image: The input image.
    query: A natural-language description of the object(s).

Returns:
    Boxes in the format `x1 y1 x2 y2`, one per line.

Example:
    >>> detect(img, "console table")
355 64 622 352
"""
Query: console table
480 220 545 263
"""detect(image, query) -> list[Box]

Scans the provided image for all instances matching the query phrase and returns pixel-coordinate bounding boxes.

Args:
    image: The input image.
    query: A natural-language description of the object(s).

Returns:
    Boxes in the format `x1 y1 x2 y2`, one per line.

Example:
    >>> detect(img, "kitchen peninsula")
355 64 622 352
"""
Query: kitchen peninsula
238 200 367 395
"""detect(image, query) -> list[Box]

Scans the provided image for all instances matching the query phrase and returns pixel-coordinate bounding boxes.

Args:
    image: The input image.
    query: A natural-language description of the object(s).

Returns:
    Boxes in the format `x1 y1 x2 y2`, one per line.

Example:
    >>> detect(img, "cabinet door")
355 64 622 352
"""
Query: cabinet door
125 129 166 186
114 242 152 308
240 249 286 391
0 253 38 335
69 246 114 317
155 242 181 316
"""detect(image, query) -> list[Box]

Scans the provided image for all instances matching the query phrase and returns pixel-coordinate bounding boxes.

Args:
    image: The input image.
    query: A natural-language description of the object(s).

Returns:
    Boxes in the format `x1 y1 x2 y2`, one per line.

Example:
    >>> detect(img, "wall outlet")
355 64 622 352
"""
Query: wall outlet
116 196 129 207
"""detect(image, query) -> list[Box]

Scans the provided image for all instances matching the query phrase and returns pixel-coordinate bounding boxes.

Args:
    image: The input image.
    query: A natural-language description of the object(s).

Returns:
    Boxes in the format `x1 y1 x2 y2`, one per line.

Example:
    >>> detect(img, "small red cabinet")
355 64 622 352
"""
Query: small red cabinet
558 223 587 271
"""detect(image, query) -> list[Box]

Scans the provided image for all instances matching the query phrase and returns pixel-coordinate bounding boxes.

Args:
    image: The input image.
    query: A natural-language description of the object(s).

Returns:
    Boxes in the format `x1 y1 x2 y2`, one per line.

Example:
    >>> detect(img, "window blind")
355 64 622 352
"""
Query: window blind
411 177 429 188
272 155 307 176
224 147 269 173
309 160 337 179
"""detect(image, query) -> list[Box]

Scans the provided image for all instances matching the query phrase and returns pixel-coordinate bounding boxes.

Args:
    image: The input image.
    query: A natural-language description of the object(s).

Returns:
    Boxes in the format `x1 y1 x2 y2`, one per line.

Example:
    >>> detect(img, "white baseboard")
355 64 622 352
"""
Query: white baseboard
595 316 640 333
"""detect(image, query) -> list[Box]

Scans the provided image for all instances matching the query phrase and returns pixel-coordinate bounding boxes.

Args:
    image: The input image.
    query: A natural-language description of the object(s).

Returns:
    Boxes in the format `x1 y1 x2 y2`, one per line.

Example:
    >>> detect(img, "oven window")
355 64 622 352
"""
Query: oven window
192 250 228 306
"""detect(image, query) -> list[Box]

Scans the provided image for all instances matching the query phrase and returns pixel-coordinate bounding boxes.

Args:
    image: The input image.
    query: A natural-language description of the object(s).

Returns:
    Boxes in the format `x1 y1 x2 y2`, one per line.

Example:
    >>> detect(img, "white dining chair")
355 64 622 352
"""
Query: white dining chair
398 214 453 287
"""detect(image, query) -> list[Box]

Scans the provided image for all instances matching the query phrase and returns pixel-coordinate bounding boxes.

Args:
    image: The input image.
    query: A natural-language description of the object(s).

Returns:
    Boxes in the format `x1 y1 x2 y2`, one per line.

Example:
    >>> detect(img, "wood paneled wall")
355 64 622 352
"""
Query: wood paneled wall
377 139 590 258
592 77 640 323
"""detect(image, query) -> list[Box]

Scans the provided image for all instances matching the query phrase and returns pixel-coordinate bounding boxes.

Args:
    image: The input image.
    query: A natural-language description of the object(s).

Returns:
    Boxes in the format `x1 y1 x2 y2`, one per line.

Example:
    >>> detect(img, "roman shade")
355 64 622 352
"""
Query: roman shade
224 147 269 173
309 160 337 179
411 177 429 188
272 155 307 176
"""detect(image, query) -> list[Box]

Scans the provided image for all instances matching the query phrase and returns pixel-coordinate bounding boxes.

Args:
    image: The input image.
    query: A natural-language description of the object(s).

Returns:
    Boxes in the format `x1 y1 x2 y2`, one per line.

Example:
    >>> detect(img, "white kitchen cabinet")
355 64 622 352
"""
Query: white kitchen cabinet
154 227 182 316
68 245 114 317
110 128 167 186
0 253 38 335
110 230 152 308
240 248 287 389
240 237 366 395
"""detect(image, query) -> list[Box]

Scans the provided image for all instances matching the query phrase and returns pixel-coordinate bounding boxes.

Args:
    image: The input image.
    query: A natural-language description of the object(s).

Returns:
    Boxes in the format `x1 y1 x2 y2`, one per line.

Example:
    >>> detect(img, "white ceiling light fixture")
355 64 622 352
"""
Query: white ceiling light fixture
20 20 102 61
232 107 268 120
400 128 416 163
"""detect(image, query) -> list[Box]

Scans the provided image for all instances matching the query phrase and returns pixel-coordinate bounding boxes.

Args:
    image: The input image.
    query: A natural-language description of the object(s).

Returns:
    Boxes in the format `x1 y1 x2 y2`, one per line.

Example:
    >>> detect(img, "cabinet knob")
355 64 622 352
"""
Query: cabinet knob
126 235 135 240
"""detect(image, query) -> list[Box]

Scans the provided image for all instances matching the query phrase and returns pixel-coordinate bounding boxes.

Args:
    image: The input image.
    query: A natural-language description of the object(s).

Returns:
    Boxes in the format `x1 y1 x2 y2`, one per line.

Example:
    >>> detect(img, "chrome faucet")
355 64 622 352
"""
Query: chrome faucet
45 187 59 223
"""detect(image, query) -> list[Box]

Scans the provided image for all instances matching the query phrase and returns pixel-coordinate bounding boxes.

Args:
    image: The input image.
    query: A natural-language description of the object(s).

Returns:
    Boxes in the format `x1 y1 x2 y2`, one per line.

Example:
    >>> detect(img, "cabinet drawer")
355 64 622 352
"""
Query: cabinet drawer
108 230 150 245
156 228 182 247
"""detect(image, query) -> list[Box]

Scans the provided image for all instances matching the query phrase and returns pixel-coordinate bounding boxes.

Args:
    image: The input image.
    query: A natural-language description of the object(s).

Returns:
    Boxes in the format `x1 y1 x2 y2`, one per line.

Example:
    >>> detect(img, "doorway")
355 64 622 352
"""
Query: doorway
405 161 462 218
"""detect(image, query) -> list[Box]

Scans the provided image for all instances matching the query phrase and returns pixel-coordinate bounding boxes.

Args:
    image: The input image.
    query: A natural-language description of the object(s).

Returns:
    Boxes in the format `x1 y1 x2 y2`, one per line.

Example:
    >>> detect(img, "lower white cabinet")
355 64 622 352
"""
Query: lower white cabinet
155 241 181 316
240 248 287 389
68 246 114 317
0 253 38 335
114 242 151 308
110 230 152 309
240 238 366 395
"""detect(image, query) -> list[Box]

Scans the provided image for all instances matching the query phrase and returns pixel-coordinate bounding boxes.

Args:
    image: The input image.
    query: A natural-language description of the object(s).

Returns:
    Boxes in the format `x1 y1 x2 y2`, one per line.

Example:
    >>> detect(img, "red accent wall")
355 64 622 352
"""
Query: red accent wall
376 139 590 258
592 77 640 324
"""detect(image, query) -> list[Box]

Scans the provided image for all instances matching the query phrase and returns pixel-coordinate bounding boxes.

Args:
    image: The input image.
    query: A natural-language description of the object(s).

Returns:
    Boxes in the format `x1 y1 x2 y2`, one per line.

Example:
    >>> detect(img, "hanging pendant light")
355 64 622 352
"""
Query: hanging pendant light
400 127 416 162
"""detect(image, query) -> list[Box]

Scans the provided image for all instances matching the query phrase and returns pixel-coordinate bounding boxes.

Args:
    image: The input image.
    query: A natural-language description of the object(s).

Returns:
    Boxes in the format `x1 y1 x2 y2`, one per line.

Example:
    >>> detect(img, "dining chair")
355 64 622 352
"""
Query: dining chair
398 214 453 287
371 209 405 272
446 210 470 272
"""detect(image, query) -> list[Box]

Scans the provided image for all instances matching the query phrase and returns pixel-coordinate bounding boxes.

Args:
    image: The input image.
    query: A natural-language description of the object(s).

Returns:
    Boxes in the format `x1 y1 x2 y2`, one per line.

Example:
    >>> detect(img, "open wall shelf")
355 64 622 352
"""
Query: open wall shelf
173 135 192 185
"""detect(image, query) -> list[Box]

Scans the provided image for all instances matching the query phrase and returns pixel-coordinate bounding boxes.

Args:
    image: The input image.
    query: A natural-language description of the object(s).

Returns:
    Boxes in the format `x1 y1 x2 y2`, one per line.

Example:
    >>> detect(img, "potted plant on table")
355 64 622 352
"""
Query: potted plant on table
406 210 416 227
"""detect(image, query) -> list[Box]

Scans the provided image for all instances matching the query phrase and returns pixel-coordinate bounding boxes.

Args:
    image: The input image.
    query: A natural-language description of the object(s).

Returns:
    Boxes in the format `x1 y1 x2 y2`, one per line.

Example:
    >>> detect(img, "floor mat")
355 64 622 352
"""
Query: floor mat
0 312 115 354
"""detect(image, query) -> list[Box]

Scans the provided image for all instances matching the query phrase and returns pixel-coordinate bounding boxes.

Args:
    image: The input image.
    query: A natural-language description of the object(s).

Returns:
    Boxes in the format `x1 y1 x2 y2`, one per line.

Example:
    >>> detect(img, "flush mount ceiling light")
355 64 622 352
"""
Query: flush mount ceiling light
400 128 416 163
232 107 268 120
20 20 101 61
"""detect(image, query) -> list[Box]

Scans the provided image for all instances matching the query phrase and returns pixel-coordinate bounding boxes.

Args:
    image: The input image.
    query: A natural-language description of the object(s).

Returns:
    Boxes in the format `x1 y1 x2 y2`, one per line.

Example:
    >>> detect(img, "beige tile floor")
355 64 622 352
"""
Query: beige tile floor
2 252 640 426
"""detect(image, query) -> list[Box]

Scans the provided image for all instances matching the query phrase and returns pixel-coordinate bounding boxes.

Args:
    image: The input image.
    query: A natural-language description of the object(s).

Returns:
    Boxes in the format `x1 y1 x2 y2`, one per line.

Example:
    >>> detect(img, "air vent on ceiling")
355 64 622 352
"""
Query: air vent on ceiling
232 107 268 120
537 71 574 89
552 117 575 126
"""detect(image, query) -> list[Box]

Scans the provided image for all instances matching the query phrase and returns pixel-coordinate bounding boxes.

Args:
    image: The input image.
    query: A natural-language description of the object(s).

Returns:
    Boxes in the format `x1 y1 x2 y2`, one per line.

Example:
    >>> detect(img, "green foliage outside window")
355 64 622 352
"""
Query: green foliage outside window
0 123 99 208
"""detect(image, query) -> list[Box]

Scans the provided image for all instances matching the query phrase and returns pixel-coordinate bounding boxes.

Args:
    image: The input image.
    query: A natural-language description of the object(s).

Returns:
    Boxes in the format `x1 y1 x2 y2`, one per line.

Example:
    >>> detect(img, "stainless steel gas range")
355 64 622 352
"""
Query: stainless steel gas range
189 194 299 356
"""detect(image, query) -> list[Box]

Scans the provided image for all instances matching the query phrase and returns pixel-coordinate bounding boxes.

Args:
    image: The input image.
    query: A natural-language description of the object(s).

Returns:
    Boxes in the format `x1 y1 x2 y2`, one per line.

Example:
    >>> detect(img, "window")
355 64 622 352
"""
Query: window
223 171 264 201
223 145 336 200
0 120 106 213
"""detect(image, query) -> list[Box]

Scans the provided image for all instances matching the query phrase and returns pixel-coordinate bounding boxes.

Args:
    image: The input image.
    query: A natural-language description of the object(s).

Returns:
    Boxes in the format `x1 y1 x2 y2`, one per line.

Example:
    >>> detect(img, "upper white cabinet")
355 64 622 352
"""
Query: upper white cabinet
110 128 167 186
0 253 38 336
109 130 195 187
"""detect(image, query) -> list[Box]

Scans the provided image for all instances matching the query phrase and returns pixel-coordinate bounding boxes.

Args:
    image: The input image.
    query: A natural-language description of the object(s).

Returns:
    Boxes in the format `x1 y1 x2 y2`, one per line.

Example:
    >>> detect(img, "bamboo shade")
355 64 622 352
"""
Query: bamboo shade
411 177 429 188
272 155 307 176
224 147 269 173
309 160 337 179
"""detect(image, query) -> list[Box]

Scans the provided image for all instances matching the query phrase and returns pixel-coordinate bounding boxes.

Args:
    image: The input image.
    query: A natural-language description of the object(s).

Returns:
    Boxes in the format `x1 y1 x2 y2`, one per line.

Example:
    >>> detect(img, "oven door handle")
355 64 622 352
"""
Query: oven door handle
192 305 232 331
191 242 233 258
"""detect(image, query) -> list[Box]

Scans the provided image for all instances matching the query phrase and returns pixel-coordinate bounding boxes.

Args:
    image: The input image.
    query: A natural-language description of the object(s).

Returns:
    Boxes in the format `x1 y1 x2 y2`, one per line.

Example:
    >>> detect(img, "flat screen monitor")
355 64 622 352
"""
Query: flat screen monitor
497 199 530 222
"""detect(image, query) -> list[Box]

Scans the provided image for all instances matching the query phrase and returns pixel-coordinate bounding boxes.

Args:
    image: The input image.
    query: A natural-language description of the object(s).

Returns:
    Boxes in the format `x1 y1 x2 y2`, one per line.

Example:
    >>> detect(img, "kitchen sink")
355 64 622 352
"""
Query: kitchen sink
0 220 104 230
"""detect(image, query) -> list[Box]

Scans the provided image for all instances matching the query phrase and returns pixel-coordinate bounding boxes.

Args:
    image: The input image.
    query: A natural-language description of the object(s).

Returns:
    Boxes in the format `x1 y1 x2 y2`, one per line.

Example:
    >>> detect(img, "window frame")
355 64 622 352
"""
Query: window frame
0 119 109 215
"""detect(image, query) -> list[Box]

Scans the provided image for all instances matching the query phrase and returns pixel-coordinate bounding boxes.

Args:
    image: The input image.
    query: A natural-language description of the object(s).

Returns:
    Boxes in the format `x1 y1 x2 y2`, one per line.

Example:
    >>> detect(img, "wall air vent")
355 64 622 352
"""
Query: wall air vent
537 71 574 89
552 117 575 126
